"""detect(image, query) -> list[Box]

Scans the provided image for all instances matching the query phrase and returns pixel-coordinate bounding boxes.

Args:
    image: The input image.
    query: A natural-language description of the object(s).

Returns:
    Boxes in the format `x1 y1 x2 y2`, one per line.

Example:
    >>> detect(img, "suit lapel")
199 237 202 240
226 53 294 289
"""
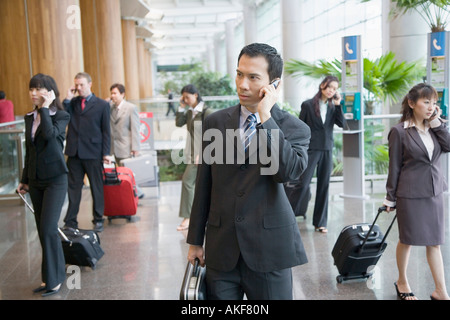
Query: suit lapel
225 105 244 159
25 114 34 142
430 130 440 160
324 101 333 126
407 127 429 158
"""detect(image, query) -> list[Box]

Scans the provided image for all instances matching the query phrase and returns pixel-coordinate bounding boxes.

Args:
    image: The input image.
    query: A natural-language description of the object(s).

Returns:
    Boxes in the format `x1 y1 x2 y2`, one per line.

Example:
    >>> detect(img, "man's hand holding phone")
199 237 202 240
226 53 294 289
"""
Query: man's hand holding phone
258 78 281 124
66 86 77 100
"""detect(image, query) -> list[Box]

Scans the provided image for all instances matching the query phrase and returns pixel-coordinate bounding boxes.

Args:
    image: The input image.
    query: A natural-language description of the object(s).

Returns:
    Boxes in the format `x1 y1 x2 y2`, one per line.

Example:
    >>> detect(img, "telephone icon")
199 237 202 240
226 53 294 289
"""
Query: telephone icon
433 39 442 51
345 42 354 55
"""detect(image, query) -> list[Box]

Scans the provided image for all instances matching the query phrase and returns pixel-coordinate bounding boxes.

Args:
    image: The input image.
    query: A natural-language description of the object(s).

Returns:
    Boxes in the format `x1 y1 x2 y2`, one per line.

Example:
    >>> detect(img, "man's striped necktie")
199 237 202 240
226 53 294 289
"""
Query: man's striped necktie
243 113 257 151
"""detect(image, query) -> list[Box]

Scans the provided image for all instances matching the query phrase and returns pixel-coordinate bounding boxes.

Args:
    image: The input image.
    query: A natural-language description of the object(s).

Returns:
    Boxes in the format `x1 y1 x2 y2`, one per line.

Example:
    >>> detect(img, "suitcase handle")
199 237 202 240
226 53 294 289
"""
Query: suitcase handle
16 190 70 242
359 206 397 254
103 161 121 185
358 231 380 241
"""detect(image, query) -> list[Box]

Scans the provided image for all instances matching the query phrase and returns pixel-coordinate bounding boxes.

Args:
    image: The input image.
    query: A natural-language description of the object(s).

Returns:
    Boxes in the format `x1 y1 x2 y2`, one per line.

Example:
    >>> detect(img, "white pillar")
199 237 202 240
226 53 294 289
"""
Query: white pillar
226 19 236 77
243 0 258 45
387 1 429 112
215 35 224 75
281 0 303 111
206 43 215 72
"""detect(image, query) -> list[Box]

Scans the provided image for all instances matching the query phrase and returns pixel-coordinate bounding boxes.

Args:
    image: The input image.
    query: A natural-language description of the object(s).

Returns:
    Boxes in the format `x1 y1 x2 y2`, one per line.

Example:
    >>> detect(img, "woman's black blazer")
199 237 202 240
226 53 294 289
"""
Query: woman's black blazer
21 107 70 184
299 98 345 151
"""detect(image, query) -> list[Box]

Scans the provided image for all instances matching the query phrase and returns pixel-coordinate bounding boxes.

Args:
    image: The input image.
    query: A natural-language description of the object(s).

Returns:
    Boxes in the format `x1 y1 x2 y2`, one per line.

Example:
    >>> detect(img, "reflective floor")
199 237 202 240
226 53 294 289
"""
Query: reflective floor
1 179 449 300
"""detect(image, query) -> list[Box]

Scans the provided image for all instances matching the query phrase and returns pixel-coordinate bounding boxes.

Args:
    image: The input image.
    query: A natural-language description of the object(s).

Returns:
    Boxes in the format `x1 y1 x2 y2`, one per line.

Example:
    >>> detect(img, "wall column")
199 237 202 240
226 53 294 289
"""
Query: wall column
0 0 83 116
243 0 258 45
386 1 429 112
225 19 236 78
136 38 147 99
281 0 303 110
79 0 125 99
121 19 140 101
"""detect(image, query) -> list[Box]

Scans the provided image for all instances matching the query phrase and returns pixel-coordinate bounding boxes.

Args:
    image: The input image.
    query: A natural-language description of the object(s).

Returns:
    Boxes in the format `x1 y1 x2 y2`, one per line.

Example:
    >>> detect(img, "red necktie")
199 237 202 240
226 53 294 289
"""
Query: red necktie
81 98 86 111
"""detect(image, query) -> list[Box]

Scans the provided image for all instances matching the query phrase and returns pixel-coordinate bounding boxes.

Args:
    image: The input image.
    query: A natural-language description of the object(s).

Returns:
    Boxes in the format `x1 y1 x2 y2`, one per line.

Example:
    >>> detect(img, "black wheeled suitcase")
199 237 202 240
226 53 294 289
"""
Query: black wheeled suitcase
332 206 397 283
179 258 207 300
17 191 104 269
60 228 104 269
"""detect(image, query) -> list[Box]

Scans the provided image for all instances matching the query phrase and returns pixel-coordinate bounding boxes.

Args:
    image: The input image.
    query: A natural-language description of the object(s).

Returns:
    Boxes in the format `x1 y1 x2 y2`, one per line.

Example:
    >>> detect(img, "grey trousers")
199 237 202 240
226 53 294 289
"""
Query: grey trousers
205 255 293 300
178 164 198 219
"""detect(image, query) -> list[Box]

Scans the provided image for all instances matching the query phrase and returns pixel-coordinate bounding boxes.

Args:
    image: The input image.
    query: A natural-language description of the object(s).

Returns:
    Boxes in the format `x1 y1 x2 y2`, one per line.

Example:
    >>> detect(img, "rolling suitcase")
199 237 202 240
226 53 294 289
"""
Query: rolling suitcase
103 162 138 221
16 191 104 269
332 206 397 283
121 153 156 185
60 227 104 269
180 258 207 300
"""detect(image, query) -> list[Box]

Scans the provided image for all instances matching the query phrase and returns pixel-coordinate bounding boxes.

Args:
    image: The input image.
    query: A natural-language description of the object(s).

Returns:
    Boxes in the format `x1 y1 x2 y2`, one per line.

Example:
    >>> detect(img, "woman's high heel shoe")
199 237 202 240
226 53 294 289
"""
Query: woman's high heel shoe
41 283 61 297
32 283 46 293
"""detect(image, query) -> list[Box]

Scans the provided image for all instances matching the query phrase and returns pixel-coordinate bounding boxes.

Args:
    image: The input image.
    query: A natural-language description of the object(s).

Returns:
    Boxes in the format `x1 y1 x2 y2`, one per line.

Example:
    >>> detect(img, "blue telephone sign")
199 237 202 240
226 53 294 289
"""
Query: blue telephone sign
430 32 446 57
343 36 358 61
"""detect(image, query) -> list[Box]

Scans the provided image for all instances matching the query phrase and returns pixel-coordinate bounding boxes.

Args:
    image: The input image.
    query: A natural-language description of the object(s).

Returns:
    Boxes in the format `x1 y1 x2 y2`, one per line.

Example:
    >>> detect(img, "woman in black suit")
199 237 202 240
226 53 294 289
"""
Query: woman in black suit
17 74 70 297
384 83 450 300
289 75 344 233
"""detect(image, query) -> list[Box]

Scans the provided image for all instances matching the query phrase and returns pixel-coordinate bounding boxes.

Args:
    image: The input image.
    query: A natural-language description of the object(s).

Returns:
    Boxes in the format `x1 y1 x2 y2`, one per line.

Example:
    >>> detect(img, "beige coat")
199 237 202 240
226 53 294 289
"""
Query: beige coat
110 100 141 159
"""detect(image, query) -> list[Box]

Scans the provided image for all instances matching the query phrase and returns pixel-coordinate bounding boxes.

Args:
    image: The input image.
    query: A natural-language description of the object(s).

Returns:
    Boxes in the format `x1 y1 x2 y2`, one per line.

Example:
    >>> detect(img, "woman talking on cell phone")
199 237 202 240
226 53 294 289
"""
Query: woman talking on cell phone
286 75 345 233
17 73 70 297
384 83 450 300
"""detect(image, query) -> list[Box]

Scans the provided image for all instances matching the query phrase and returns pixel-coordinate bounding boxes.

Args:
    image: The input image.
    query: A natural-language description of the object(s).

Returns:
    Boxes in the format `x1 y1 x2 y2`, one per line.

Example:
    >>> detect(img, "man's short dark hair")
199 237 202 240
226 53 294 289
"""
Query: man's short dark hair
237 43 283 81
0 91 5 99
110 83 126 94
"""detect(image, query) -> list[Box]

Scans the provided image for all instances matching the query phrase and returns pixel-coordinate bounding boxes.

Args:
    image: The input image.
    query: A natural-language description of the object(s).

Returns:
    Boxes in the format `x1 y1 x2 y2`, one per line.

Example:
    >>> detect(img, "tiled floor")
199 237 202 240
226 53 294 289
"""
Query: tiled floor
0 179 449 300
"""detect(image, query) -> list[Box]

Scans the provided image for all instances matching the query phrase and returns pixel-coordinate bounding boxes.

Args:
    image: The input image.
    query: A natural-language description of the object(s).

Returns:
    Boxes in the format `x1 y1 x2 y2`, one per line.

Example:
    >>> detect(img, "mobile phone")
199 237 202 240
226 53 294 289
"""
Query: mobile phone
270 79 280 89
48 90 55 100
431 109 438 118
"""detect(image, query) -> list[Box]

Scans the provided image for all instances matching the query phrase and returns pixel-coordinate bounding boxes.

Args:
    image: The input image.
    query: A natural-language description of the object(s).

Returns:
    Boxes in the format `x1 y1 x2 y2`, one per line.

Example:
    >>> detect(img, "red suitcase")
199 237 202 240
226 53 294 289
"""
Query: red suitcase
103 164 138 221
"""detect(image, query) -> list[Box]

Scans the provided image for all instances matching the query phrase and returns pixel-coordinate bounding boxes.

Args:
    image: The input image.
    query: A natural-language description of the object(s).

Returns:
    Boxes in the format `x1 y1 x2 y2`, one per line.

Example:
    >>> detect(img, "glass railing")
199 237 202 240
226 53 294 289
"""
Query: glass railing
131 96 402 184
0 120 25 200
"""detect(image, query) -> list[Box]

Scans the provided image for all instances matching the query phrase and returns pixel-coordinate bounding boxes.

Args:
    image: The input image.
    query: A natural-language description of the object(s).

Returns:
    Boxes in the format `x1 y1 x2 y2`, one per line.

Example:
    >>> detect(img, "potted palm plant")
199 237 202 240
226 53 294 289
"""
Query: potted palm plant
285 51 424 109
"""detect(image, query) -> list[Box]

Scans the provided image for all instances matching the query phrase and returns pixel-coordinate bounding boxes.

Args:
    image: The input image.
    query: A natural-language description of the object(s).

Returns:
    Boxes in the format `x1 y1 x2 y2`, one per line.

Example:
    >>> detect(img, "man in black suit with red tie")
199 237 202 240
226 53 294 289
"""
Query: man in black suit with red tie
63 72 111 232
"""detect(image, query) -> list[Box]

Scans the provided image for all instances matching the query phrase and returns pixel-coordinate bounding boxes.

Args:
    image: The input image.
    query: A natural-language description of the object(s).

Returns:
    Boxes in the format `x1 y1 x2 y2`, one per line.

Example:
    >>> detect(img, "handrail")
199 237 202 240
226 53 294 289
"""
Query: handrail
0 120 24 128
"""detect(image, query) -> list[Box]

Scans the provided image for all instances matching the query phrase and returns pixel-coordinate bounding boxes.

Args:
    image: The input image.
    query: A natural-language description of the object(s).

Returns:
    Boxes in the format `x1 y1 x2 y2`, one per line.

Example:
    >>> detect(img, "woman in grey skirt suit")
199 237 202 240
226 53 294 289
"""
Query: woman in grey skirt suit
384 83 450 300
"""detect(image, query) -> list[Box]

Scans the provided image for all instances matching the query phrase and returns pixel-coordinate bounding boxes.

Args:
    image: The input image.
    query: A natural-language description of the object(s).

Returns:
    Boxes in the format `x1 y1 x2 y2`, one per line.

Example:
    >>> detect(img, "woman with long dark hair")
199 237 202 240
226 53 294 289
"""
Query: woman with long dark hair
175 84 213 231
288 75 345 233
17 73 70 297
384 83 450 300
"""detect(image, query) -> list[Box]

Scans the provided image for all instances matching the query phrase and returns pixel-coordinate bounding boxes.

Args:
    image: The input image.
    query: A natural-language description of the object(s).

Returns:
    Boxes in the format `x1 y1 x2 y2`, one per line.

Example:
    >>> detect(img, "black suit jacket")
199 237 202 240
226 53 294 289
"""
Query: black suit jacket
21 108 70 184
187 104 310 273
299 98 345 151
386 121 450 201
63 94 110 160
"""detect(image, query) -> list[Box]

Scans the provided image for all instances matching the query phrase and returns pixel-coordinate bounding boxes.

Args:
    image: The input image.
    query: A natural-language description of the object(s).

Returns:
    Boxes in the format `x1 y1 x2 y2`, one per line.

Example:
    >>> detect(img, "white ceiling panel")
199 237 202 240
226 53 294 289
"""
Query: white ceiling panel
122 0 264 66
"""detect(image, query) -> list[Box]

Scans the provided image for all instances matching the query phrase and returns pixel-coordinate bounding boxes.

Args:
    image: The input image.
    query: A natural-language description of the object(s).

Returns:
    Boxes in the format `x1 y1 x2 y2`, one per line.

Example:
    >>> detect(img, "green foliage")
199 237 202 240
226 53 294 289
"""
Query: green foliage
285 52 425 105
360 0 450 31
364 52 424 105
159 59 236 109
285 58 342 81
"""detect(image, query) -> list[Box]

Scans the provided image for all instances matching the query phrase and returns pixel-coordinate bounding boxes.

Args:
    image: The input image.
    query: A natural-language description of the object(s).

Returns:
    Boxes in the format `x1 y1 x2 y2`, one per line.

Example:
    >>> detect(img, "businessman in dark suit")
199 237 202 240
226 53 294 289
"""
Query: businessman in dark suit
288 76 345 232
187 43 310 300
63 72 111 232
